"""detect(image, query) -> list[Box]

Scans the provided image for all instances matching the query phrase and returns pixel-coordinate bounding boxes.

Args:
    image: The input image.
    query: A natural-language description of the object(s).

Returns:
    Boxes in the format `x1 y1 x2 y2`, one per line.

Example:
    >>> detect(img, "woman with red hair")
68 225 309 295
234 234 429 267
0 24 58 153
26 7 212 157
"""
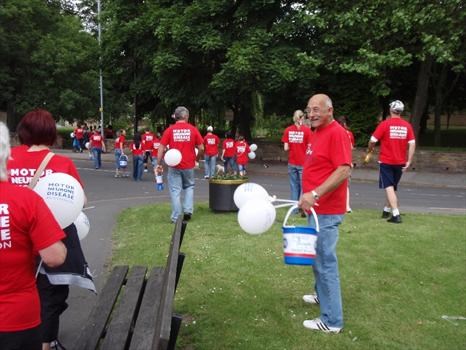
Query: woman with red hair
0 121 66 350
7 109 95 350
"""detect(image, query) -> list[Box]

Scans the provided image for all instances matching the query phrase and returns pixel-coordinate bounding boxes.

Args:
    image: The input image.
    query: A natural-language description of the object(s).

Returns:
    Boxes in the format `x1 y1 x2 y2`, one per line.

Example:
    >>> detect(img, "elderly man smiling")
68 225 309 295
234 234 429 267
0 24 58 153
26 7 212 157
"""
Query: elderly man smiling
299 94 352 333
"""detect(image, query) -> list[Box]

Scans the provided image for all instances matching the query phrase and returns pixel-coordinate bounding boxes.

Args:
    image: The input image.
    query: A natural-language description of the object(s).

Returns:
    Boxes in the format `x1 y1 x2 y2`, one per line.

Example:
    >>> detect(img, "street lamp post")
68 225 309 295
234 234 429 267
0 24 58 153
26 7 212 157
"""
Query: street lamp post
97 0 104 136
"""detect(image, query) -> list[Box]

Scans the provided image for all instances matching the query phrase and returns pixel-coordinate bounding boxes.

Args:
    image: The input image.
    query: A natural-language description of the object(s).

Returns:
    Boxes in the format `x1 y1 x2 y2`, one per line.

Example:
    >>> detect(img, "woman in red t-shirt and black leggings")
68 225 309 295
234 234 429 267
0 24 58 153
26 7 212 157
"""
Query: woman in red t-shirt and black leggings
7 110 96 350
0 121 67 350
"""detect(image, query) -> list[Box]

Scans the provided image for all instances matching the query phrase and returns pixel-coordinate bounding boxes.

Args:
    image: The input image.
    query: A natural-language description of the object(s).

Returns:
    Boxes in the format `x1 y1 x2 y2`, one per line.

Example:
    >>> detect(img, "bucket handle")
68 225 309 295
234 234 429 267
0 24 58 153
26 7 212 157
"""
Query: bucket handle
283 204 319 232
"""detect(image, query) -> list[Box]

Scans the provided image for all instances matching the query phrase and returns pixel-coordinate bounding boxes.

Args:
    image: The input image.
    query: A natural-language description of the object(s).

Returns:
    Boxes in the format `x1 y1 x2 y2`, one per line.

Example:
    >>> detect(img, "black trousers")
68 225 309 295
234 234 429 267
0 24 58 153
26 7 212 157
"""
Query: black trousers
0 325 42 350
37 274 69 342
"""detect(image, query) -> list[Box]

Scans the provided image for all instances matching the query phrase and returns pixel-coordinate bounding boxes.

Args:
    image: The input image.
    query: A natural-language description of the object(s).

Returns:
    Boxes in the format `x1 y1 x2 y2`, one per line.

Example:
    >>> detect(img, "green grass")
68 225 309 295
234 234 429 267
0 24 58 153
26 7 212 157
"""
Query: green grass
112 204 466 350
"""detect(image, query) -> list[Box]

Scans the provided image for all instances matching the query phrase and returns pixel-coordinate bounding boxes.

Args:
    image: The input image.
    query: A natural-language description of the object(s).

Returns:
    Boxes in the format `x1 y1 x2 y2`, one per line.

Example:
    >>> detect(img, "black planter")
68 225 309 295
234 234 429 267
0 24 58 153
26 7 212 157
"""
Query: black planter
209 178 248 212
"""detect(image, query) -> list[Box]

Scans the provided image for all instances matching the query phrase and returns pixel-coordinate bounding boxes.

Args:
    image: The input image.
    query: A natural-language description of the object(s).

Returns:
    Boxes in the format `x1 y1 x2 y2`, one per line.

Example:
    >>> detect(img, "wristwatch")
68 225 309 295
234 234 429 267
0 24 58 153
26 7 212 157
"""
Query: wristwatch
311 190 320 201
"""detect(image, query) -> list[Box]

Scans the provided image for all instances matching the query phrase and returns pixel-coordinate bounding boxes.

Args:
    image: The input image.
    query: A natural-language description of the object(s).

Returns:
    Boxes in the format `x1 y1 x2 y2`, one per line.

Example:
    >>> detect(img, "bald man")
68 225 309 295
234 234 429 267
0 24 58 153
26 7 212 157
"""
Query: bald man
299 94 352 333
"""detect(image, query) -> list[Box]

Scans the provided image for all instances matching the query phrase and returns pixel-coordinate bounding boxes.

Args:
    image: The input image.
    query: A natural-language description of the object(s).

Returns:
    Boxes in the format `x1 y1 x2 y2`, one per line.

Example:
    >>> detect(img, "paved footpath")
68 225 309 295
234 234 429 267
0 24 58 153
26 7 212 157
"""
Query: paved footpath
54 149 465 347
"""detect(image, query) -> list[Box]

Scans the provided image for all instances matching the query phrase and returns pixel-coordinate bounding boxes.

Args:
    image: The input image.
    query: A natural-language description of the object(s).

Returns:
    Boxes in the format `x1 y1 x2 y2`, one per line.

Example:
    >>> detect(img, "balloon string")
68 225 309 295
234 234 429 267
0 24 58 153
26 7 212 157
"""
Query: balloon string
274 203 296 209
270 197 298 204
35 259 43 279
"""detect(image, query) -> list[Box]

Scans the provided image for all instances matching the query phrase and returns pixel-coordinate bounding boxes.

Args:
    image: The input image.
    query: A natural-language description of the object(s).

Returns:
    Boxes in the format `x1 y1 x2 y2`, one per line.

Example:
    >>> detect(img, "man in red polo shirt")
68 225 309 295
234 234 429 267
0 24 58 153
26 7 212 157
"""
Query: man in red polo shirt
299 93 352 334
156 107 204 223
73 124 84 152
368 100 416 223
142 129 156 173
282 109 312 210
203 126 220 179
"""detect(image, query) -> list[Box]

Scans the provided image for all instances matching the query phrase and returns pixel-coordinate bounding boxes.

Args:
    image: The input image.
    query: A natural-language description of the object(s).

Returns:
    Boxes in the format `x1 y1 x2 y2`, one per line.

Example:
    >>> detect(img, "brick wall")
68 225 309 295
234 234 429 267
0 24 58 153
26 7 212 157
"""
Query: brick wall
256 141 466 173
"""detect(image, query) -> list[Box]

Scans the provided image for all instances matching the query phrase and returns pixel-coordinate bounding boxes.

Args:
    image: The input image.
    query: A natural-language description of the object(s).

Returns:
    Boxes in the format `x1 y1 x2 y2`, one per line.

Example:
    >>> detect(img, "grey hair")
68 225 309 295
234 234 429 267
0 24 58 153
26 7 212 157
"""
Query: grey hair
174 106 189 120
324 96 333 109
0 122 11 181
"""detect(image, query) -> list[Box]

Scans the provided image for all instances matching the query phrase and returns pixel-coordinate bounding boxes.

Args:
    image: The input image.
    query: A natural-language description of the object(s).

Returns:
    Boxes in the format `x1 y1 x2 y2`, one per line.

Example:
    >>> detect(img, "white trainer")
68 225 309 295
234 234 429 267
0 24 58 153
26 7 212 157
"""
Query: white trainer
302 294 320 304
303 318 342 333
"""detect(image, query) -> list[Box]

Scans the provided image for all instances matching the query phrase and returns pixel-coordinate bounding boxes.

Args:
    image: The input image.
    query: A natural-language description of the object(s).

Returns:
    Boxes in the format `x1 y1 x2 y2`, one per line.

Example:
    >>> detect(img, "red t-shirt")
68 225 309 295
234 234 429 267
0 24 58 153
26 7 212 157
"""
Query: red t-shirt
114 135 126 150
160 121 203 169
8 146 83 187
142 132 155 151
151 137 161 157
281 124 312 166
222 138 236 158
346 129 355 148
203 133 220 156
74 128 84 140
302 121 352 215
372 117 415 165
0 182 65 331
131 142 144 156
90 133 104 149
235 140 250 165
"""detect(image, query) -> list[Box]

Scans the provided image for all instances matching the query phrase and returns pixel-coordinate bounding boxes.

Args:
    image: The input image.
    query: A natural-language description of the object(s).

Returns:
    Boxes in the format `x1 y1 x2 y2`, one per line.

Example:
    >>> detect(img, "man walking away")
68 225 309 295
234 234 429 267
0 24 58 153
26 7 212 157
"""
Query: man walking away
368 100 416 223
157 106 204 223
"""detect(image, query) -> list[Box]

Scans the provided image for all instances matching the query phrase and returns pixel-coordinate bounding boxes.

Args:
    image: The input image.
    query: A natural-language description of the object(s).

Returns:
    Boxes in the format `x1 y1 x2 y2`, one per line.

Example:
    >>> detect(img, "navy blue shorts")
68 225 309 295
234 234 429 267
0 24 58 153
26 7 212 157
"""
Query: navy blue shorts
379 163 403 190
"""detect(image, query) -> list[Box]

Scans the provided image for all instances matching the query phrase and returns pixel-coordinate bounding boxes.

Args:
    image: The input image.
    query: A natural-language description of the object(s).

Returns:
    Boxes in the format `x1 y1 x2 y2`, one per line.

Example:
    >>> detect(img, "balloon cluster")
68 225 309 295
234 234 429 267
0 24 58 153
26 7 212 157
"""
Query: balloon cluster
34 172 90 240
234 183 276 235
248 143 258 159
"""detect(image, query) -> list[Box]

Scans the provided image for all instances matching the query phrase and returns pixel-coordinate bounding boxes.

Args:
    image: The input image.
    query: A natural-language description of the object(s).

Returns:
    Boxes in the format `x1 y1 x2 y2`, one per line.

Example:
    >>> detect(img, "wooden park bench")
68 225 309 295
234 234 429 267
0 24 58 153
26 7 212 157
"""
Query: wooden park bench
73 217 187 350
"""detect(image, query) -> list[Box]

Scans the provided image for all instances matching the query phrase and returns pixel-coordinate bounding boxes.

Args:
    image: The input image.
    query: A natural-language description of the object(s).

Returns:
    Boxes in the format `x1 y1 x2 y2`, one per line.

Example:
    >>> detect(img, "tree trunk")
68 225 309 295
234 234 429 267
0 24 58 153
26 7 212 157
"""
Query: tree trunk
133 95 139 134
237 104 253 142
6 100 18 132
433 64 448 147
411 56 434 143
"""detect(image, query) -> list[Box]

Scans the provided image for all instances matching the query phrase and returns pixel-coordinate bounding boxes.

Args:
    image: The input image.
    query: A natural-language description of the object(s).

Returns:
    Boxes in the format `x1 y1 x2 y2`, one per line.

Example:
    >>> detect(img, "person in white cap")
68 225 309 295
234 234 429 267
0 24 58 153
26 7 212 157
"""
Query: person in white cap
368 100 416 223
203 126 220 179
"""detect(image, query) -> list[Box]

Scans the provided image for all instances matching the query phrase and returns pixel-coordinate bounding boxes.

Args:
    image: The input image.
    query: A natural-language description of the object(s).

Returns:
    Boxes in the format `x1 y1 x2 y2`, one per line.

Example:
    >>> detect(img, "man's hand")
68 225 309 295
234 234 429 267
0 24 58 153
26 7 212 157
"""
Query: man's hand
299 191 316 212
402 161 410 172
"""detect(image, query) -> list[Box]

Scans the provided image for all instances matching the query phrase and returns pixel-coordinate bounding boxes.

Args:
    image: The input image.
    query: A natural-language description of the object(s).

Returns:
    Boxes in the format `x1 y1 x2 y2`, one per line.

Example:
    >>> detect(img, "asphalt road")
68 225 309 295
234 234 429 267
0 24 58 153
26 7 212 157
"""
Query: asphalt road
58 157 466 347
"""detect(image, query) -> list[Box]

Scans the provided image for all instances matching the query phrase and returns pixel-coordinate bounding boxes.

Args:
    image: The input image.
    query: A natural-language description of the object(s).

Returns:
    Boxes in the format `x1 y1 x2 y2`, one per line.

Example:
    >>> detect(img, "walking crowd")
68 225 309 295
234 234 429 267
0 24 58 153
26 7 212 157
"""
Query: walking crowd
0 95 416 348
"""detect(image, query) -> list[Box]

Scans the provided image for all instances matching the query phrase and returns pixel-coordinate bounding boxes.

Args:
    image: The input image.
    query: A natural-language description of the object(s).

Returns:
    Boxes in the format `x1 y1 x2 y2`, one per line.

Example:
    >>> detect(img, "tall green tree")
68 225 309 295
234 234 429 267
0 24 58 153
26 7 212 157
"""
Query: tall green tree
0 0 100 129
299 0 466 141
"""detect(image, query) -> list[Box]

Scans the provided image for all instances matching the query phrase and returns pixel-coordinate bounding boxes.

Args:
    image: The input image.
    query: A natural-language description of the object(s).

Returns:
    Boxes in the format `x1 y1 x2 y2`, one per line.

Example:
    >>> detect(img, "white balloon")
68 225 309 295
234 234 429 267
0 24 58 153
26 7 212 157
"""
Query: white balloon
164 149 182 167
85 142 90 149
248 151 256 160
34 172 85 229
233 182 269 209
238 198 276 235
250 143 258 152
74 212 90 240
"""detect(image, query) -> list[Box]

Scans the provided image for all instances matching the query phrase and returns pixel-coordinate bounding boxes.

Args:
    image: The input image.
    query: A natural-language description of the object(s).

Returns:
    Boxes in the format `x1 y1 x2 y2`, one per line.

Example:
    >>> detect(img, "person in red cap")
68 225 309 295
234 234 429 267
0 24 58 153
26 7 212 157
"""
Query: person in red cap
203 126 220 179
142 128 156 173
368 100 416 223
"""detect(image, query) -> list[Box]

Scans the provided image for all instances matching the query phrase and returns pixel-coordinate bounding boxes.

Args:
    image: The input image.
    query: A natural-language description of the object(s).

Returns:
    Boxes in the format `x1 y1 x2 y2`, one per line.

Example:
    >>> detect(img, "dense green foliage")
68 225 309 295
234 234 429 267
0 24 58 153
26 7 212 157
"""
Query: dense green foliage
1 1 465 145
113 203 466 349
0 0 100 129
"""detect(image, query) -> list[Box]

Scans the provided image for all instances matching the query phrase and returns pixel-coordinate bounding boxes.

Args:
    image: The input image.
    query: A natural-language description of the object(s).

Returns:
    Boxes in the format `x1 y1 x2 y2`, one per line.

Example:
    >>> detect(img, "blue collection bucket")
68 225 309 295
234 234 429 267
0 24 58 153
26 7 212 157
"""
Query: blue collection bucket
282 205 319 266
119 154 128 168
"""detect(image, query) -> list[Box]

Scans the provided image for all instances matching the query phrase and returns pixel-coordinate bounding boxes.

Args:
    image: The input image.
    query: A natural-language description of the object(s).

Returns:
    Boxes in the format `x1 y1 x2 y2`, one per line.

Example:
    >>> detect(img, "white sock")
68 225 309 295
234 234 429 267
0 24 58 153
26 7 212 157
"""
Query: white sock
383 206 391 212
392 208 400 216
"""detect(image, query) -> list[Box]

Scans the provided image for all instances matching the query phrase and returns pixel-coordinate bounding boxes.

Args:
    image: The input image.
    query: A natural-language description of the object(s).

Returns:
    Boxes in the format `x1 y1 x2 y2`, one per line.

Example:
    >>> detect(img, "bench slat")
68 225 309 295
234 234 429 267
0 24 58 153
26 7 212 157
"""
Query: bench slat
73 265 129 350
101 266 148 350
152 218 182 350
128 267 165 350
